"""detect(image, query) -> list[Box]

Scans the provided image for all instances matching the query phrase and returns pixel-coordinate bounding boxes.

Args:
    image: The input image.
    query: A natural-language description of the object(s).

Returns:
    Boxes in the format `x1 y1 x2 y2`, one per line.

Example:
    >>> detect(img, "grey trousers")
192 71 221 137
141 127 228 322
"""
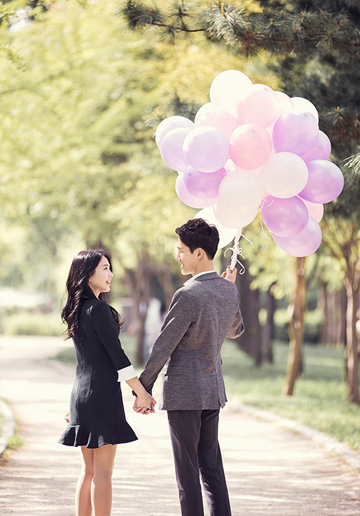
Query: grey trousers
167 409 232 516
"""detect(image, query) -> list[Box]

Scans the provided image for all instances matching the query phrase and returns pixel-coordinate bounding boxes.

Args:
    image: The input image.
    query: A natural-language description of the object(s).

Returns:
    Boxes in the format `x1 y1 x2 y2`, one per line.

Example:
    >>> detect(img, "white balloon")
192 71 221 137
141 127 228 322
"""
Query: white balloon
260 152 308 198
194 206 237 249
291 97 319 123
210 70 252 111
155 116 194 147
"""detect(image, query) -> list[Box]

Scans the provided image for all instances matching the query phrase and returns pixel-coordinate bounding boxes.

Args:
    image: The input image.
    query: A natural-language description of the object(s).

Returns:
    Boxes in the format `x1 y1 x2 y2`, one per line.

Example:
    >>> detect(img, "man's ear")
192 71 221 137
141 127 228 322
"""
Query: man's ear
196 248 205 260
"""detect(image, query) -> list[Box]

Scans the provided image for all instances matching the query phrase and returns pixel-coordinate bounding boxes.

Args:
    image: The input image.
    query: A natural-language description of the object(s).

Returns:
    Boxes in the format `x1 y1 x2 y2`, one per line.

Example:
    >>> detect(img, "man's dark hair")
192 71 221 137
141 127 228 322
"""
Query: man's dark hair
175 218 219 260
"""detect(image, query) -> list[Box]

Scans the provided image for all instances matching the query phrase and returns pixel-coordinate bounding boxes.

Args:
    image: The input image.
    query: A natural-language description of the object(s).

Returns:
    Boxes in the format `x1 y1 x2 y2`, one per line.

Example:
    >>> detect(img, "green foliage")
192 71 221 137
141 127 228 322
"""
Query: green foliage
2 312 64 336
121 1 360 59
273 308 322 343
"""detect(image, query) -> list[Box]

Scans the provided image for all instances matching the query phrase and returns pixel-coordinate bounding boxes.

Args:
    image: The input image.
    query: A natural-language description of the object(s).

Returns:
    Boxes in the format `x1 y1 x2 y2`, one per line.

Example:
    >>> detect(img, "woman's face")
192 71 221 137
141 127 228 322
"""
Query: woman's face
88 256 113 298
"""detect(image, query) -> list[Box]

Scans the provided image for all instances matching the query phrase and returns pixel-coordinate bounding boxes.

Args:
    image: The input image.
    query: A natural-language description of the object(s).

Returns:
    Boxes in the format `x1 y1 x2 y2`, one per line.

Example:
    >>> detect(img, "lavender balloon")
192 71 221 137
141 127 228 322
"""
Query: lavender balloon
272 112 319 155
159 127 191 172
175 174 216 208
300 160 344 203
183 166 225 199
261 196 309 237
183 126 229 173
273 216 322 257
300 131 331 162
156 116 194 147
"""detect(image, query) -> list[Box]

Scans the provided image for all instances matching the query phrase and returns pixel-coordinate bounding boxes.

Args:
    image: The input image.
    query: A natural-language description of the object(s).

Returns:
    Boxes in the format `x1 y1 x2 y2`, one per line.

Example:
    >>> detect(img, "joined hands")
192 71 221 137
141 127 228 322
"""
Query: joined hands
133 393 157 415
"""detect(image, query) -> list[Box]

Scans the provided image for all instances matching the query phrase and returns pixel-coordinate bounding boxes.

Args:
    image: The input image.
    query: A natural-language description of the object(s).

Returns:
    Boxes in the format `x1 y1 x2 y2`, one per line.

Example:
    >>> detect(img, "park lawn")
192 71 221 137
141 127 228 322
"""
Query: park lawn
53 336 360 451
222 339 360 451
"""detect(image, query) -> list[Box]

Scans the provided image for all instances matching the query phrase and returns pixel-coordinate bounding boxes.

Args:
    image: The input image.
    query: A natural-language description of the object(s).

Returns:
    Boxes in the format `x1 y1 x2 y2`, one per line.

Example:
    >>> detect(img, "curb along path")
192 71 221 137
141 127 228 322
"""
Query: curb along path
0 336 359 516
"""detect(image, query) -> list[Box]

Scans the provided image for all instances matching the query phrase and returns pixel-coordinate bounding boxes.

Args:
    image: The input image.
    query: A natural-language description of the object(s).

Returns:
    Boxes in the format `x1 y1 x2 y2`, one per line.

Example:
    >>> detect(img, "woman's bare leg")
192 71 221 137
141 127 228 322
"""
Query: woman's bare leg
91 444 117 516
76 446 94 516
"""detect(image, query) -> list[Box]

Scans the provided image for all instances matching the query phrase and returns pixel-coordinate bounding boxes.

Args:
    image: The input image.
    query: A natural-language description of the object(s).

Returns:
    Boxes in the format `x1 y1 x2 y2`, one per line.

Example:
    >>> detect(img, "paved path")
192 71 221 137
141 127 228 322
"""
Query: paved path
0 336 360 516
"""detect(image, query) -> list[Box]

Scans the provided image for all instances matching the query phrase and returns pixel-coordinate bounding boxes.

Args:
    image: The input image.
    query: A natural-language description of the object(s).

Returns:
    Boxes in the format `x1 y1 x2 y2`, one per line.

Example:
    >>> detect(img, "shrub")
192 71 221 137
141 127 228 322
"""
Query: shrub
2 312 64 337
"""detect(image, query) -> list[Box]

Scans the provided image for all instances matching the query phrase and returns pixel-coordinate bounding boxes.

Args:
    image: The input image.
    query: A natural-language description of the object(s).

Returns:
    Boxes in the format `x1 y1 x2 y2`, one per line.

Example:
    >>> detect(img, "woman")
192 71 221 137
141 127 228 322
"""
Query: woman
59 249 155 516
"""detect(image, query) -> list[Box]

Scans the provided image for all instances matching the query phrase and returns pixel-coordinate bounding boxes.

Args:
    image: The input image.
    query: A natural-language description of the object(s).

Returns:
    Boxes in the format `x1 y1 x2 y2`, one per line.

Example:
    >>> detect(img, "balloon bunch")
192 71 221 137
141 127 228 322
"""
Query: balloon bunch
155 70 344 256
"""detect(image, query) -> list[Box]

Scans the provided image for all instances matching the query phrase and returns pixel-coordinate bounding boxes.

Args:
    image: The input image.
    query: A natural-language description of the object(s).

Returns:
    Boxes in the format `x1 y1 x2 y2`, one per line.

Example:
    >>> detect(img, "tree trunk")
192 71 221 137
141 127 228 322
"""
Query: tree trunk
234 266 262 365
150 262 175 308
344 270 360 404
123 253 152 366
337 288 347 347
285 256 306 396
320 281 329 344
262 282 276 363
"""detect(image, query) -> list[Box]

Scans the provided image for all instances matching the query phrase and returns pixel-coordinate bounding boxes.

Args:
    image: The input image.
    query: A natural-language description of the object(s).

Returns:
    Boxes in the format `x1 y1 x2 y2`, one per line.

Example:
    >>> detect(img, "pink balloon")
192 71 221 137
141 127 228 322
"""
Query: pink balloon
272 216 322 257
260 152 308 198
183 166 225 199
155 116 194 147
159 128 191 172
236 84 280 128
261 196 309 237
299 160 344 203
230 123 272 170
196 108 239 142
301 198 324 222
183 126 229 173
272 112 319 155
175 174 216 208
300 131 331 162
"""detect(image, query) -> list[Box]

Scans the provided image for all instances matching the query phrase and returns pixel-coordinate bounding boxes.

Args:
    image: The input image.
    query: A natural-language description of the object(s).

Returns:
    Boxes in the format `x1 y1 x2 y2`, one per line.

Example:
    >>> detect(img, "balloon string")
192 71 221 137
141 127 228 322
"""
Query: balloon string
259 219 271 240
224 230 253 275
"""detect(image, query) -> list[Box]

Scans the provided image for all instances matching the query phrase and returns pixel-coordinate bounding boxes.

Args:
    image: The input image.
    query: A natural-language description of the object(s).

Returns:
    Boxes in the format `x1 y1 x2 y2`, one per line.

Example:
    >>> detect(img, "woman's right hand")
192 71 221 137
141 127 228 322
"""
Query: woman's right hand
133 393 156 415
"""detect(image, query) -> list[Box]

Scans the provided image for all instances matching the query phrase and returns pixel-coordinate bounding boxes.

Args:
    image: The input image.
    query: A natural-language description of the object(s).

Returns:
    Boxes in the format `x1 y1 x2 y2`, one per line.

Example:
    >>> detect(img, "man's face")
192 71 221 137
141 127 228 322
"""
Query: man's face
175 238 198 276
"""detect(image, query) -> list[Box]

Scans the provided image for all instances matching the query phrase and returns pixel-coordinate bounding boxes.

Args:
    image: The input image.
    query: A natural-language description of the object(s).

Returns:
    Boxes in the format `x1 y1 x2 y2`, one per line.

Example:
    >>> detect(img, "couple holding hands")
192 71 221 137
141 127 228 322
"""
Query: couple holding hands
59 218 244 516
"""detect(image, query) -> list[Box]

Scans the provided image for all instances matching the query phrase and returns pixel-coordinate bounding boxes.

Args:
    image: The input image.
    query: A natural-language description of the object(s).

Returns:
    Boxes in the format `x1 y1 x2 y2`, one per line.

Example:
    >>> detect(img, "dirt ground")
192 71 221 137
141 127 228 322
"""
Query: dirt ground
0 335 359 516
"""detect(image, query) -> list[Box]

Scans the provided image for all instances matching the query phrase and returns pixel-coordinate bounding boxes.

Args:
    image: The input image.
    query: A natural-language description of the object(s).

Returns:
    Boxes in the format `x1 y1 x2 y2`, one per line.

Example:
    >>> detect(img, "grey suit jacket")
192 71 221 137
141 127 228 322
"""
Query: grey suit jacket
139 272 244 411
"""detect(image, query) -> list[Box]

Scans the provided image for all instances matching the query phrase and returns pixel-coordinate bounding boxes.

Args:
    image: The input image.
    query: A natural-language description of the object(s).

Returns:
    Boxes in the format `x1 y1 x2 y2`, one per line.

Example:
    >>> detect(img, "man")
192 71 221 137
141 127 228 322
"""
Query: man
135 218 244 516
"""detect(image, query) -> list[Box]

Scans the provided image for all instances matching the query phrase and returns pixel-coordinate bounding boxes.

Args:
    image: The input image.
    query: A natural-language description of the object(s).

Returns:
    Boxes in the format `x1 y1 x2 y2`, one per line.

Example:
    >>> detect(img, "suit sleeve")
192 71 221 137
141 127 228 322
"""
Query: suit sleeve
226 291 245 339
91 301 133 372
139 288 192 393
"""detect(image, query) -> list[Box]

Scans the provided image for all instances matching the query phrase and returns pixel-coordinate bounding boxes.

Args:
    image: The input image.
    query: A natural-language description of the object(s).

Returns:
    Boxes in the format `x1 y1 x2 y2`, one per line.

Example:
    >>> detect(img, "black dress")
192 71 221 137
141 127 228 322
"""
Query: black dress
58 295 137 449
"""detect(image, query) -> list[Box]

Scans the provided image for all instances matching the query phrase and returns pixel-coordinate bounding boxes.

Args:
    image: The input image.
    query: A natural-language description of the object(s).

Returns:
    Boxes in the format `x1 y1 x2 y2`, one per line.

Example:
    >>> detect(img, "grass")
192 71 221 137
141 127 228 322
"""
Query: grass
222 339 360 451
54 335 360 452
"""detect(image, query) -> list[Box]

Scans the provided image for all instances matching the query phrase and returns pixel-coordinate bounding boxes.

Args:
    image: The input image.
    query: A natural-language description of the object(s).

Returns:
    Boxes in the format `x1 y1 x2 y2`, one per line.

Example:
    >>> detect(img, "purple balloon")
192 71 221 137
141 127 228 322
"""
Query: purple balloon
300 131 331 162
299 160 344 203
261 196 309 237
272 112 319 155
159 128 191 172
183 126 229 173
183 166 225 199
273 216 322 257
175 175 216 208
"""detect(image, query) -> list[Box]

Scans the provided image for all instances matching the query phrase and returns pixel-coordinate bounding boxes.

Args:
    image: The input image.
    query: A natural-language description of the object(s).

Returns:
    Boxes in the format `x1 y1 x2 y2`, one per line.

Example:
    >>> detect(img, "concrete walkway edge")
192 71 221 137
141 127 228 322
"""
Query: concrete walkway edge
0 399 16 456
231 402 360 476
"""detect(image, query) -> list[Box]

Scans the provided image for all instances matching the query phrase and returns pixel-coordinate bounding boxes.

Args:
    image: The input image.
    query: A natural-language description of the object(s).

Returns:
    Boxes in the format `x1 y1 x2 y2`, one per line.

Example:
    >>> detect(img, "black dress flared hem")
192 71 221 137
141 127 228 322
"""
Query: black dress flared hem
58 423 138 449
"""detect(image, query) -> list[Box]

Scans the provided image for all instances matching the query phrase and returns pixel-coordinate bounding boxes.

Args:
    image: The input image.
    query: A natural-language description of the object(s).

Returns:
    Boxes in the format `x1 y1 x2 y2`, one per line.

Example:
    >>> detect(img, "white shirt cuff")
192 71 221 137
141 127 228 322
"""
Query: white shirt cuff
117 364 137 382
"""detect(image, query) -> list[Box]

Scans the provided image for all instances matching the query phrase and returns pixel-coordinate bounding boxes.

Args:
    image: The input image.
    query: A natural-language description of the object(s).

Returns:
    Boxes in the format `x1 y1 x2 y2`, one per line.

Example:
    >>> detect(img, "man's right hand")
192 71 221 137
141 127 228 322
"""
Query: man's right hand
221 266 237 283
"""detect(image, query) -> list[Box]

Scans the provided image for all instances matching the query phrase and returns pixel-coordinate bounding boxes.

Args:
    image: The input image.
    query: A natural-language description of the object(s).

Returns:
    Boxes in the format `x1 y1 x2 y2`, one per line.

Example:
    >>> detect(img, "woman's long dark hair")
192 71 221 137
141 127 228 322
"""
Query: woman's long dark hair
61 249 121 340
